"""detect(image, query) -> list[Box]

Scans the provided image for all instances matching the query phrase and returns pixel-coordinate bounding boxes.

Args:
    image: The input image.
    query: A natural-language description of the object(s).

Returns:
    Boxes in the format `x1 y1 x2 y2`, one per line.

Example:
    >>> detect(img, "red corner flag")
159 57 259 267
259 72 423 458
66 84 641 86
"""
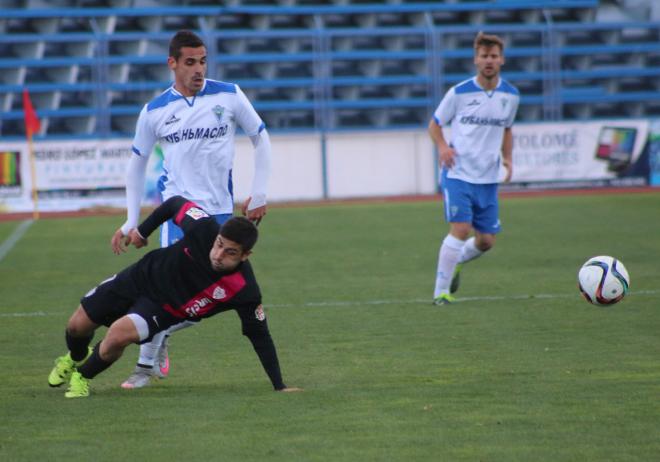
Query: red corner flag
22 88 40 138
23 87 41 219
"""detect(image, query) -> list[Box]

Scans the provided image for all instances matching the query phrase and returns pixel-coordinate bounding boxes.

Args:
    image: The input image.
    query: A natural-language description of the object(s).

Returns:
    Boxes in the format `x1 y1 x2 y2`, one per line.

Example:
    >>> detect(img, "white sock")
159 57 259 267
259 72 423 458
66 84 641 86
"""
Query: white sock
458 237 484 264
136 321 197 367
137 331 167 368
167 320 198 334
434 234 466 298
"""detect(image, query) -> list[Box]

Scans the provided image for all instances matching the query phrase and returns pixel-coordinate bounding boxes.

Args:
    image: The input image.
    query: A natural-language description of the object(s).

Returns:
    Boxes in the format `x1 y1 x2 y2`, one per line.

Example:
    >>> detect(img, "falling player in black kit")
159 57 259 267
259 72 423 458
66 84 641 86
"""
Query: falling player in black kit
47 195 302 398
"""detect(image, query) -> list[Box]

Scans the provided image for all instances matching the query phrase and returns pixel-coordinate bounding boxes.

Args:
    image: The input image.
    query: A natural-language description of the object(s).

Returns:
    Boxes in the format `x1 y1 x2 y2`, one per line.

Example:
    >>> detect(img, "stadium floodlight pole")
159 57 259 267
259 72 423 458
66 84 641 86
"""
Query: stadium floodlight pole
22 88 41 220
424 12 443 193
312 14 330 200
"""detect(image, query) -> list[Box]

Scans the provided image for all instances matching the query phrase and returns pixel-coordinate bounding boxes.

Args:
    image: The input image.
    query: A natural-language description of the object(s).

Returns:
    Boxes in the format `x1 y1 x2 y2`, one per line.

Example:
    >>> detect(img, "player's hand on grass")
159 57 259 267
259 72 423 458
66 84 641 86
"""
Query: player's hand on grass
278 387 304 393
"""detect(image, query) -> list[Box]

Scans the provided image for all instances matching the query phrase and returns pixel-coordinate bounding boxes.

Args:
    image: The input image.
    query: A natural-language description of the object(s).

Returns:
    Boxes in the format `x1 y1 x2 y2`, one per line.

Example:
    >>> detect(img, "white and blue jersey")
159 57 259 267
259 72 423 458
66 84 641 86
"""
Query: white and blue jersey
132 79 265 215
433 76 519 184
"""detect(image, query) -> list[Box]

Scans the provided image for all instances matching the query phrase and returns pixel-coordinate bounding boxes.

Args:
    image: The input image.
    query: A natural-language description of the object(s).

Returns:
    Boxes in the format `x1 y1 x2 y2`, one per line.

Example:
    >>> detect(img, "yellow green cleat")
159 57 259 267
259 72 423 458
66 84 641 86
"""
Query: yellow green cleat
65 371 90 398
48 348 92 388
433 293 456 305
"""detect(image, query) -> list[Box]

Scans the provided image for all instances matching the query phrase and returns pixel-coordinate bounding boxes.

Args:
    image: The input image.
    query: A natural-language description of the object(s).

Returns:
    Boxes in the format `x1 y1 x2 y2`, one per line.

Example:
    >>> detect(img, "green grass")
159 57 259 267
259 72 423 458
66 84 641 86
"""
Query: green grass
1 191 659 461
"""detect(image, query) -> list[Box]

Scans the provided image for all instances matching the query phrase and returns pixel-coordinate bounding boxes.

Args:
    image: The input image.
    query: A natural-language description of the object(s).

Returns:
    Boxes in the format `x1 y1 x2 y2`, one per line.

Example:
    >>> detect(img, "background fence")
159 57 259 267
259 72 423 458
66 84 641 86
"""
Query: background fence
1 1 659 139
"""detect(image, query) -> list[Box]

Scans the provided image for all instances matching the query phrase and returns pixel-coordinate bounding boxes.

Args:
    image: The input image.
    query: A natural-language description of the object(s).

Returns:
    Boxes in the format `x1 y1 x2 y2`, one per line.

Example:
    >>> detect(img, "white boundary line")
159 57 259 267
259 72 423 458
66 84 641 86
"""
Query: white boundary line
268 289 660 307
0 219 33 262
2 289 658 318
0 311 52 318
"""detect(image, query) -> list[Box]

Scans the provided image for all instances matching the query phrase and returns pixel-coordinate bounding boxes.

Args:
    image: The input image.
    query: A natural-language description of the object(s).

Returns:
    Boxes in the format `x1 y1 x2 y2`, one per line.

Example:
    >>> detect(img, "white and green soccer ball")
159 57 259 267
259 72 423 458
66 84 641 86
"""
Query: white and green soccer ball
578 256 630 306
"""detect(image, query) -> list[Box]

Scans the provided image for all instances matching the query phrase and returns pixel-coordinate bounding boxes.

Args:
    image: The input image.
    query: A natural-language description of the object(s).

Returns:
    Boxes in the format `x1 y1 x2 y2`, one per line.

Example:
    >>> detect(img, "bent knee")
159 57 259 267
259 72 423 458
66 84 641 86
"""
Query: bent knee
106 317 140 347
476 237 495 252
105 331 133 349
449 224 472 241
66 306 96 337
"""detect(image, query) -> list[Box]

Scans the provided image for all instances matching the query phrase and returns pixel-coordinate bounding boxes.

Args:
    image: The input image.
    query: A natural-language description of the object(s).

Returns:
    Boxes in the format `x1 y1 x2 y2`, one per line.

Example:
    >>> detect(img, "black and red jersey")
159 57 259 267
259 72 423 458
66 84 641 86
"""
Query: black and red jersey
128 197 261 321
111 196 285 390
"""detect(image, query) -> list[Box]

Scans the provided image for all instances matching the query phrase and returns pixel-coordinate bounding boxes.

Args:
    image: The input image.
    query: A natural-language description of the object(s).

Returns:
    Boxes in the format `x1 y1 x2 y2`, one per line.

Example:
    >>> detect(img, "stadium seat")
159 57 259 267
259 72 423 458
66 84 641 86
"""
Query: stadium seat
0 0 658 137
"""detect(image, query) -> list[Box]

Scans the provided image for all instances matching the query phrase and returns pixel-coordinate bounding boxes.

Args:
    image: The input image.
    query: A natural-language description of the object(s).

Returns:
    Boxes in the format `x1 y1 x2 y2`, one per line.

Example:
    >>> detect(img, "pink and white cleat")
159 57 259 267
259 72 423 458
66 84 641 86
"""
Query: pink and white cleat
121 366 153 389
157 336 170 378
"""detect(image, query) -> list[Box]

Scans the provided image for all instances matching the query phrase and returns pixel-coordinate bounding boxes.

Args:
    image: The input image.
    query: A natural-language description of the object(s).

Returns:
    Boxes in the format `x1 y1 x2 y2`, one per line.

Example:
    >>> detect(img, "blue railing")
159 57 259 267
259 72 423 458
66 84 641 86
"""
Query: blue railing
1 2 658 139
0 2 599 19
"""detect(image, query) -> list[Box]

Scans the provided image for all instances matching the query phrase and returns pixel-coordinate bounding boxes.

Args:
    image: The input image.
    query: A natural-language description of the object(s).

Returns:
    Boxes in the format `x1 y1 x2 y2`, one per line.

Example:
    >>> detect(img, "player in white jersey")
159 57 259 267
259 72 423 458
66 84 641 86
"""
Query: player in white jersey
428 32 520 305
110 30 272 387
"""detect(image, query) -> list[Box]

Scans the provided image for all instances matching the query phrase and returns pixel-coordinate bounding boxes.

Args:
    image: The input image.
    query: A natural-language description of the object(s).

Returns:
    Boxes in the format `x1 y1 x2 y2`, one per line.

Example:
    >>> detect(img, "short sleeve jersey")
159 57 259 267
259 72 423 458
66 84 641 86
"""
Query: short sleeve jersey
132 79 265 215
433 77 519 184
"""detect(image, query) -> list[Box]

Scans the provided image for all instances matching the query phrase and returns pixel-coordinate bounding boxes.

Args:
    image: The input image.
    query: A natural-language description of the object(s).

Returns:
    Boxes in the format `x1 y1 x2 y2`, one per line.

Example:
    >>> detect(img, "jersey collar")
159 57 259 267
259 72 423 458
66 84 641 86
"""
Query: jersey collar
170 79 207 107
473 76 501 97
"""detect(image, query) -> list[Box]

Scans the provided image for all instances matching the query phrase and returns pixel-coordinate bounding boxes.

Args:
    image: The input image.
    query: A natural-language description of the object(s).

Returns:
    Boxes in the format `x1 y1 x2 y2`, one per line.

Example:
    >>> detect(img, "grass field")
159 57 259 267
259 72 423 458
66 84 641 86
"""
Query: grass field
1 191 659 461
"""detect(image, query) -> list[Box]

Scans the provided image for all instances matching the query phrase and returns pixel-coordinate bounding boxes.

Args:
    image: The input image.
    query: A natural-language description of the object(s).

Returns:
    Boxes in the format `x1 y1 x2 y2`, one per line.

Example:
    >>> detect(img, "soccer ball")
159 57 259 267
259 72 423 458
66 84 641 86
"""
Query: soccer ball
578 256 630 306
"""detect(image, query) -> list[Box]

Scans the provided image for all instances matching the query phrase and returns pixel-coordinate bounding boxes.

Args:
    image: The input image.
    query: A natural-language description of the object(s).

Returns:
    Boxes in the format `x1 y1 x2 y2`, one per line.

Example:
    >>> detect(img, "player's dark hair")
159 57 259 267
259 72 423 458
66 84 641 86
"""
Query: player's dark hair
474 32 504 53
169 30 205 60
220 217 258 252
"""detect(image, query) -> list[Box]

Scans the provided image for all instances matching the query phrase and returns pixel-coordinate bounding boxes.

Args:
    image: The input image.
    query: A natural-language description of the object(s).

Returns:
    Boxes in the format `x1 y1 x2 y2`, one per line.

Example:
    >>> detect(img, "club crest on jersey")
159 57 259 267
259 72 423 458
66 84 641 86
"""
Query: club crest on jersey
185 207 209 220
212 286 226 300
501 98 508 109
255 305 266 321
212 105 225 123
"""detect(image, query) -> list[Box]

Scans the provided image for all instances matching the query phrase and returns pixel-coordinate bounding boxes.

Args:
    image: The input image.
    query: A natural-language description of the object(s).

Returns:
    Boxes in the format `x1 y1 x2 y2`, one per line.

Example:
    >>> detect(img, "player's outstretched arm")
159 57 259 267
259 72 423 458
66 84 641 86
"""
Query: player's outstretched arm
136 195 194 238
238 306 295 391
111 196 188 254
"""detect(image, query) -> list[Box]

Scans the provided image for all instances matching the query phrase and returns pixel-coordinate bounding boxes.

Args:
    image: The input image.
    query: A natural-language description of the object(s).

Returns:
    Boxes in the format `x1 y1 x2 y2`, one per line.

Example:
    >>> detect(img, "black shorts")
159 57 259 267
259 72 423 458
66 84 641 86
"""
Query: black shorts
80 271 183 344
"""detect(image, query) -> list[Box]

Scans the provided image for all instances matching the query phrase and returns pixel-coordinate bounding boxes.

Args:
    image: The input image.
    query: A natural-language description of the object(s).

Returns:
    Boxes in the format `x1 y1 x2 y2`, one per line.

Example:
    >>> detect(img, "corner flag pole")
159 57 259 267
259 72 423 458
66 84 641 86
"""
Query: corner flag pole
27 130 39 220
22 88 40 220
